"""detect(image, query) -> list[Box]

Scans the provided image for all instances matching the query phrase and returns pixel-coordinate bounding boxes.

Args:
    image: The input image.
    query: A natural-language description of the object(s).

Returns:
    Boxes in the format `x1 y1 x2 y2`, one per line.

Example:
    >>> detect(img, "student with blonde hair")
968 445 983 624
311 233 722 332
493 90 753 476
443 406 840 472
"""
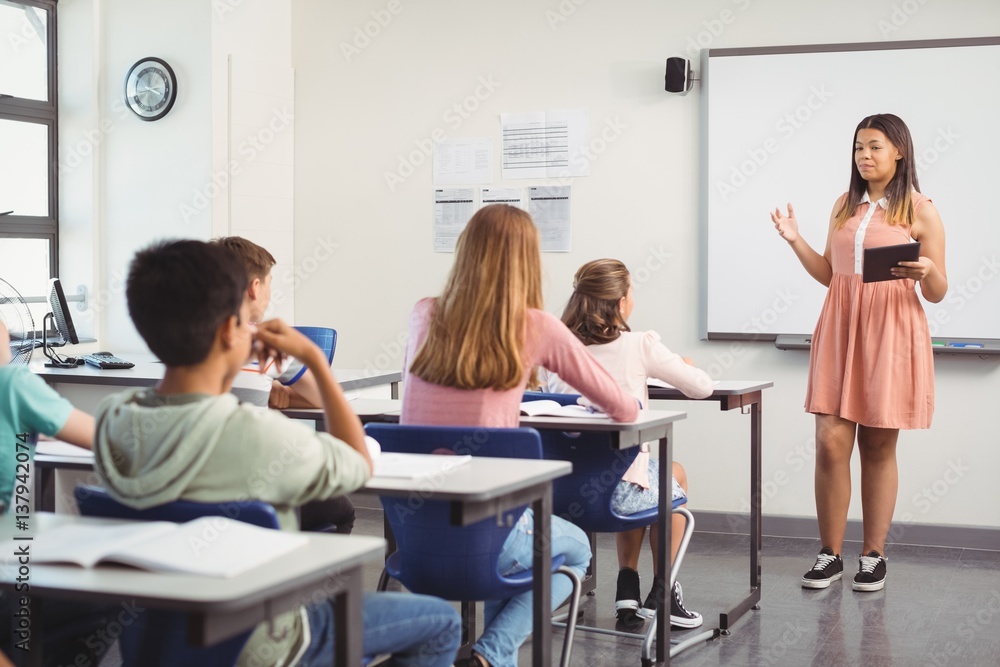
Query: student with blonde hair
541 258 713 630
403 204 639 667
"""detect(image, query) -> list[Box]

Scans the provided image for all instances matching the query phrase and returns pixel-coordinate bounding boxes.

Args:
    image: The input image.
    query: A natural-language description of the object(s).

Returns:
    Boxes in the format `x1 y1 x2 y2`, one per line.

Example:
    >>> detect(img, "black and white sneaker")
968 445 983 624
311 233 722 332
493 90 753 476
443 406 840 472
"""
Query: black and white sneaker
853 551 887 591
801 547 844 589
614 568 643 630
637 580 703 629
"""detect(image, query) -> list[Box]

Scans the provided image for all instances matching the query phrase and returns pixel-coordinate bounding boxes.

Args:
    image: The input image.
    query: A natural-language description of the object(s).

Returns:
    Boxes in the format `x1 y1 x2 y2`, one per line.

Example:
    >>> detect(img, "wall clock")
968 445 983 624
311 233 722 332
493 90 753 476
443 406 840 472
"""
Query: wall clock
123 57 177 121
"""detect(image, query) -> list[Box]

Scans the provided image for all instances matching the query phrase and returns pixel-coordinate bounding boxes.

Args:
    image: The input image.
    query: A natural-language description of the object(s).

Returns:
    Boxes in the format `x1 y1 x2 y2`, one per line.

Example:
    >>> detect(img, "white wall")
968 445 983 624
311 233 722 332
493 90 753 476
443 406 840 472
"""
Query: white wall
289 0 1000 530
59 0 294 348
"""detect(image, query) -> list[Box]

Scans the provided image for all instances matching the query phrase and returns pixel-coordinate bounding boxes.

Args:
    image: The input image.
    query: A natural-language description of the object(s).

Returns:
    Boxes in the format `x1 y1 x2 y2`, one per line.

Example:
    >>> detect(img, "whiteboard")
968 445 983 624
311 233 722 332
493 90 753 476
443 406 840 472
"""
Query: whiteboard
700 38 1000 341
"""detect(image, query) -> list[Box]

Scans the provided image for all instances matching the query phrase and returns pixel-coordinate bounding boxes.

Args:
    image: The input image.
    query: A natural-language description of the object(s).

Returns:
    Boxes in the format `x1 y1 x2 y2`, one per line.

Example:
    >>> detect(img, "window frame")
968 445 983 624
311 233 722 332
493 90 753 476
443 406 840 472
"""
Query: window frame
0 0 59 296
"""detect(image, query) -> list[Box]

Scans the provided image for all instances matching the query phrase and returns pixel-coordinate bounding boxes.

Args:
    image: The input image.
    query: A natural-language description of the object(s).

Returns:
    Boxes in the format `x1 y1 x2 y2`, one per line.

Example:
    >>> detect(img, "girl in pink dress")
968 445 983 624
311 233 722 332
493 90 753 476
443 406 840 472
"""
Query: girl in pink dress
771 113 947 592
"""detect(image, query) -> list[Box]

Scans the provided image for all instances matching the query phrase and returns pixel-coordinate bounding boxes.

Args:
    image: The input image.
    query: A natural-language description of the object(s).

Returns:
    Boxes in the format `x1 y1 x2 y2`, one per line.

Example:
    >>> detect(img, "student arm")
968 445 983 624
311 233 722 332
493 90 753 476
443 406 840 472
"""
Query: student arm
642 332 713 399
53 409 94 450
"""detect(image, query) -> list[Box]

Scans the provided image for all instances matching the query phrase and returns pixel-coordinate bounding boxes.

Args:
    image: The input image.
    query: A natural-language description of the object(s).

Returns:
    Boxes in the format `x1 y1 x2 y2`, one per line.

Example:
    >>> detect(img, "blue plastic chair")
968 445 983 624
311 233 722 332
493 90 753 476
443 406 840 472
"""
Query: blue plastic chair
364 423 582 667
288 326 337 384
522 392 699 662
74 485 279 667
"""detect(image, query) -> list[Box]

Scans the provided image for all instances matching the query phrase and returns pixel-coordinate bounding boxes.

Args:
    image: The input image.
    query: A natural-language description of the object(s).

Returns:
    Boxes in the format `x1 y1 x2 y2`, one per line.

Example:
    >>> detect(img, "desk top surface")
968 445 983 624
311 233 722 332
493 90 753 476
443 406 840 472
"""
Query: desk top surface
30 352 401 392
0 513 384 609
364 456 571 501
647 380 774 397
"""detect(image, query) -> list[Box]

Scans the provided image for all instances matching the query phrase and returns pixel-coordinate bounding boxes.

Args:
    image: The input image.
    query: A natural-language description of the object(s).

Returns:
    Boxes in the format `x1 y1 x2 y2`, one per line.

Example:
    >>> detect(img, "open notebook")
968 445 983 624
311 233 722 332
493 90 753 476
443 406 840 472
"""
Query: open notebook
519 400 605 419
31 517 307 578
373 452 472 479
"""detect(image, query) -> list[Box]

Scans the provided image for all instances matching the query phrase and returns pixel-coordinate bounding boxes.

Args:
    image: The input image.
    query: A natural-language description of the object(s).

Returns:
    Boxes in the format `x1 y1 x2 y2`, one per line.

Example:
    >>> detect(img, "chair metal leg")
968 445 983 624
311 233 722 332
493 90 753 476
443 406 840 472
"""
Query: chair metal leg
375 567 390 592
555 565 582 667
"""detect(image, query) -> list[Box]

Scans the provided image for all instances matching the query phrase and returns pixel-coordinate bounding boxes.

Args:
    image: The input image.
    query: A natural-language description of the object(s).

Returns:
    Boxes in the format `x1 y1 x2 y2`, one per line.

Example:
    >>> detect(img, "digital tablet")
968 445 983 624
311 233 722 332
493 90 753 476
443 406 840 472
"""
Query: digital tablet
862 242 921 283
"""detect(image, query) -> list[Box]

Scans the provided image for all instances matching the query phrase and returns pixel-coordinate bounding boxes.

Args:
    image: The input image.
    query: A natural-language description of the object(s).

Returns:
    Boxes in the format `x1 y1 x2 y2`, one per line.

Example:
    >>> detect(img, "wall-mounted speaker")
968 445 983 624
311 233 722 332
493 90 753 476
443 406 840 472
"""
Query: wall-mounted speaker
665 57 693 95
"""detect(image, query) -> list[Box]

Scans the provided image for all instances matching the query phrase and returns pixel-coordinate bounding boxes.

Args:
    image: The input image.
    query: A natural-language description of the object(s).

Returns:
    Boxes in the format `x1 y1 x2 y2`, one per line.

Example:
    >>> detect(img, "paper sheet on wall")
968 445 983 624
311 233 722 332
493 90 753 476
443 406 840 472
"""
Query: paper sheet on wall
434 188 476 252
481 187 525 209
500 110 590 179
528 185 571 252
433 139 493 185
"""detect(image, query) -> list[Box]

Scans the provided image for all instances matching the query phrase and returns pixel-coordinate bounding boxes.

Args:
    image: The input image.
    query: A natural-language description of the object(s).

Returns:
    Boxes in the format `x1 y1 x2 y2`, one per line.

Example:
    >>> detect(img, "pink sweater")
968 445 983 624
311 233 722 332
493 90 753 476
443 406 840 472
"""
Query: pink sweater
401 298 639 427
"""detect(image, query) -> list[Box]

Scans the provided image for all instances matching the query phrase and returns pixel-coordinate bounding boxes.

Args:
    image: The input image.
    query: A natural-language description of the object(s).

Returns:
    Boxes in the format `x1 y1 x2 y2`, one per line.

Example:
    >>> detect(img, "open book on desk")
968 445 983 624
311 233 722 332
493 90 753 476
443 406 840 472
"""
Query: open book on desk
31 516 307 578
647 378 721 390
373 452 473 479
519 400 606 419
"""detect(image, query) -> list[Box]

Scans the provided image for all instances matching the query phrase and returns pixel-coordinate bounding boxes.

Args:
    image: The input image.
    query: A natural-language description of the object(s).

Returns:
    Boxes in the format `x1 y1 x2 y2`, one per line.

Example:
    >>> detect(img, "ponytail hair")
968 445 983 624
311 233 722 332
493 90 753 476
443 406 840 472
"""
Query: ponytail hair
560 258 631 346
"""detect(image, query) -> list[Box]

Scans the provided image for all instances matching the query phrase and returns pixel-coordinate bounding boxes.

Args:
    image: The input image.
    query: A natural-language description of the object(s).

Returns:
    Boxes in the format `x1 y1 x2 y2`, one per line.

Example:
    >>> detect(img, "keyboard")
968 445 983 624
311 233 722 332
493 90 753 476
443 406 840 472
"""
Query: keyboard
81 352 135 370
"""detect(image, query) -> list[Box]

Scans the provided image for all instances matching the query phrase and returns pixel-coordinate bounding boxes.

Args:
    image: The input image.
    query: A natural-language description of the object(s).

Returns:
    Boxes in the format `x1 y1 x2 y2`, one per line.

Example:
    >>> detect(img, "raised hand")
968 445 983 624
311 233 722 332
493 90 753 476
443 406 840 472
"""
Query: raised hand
770 203 800 243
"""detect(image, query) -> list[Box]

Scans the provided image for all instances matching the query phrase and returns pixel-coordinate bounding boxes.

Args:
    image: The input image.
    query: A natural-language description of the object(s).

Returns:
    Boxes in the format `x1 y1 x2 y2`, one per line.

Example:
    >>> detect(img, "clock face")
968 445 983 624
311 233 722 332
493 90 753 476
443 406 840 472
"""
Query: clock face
124 58 177 121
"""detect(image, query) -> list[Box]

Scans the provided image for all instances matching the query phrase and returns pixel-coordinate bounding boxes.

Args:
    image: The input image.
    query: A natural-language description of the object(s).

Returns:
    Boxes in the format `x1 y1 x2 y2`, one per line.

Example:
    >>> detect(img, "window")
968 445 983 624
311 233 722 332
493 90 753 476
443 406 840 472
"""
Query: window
0 0 58 335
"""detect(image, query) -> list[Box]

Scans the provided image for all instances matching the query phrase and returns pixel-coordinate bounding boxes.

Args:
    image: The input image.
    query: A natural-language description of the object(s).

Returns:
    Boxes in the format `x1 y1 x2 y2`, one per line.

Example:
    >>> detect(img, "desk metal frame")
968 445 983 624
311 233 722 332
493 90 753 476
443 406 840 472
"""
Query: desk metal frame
647 381 772 635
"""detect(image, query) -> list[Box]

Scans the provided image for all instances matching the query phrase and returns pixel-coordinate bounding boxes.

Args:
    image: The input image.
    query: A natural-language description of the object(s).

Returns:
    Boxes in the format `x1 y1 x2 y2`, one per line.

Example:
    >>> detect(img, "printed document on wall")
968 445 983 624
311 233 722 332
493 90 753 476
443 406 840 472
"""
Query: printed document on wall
434 188 476 252
433 139 493 185
481 186 525 209
528 185 571 252
500 110 590 179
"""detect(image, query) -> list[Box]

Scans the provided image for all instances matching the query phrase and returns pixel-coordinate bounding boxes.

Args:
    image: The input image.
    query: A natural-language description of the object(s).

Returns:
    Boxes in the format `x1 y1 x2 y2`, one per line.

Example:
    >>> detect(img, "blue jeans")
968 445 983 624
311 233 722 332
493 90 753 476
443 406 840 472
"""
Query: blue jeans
300 591 460 667
475 509 591 667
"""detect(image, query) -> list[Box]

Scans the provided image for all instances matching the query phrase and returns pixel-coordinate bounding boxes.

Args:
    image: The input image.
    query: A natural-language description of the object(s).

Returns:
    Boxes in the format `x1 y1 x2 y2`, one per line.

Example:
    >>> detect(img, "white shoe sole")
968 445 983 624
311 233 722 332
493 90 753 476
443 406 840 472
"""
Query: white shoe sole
852 577 886 591
801 572 843 589
670 614 704 629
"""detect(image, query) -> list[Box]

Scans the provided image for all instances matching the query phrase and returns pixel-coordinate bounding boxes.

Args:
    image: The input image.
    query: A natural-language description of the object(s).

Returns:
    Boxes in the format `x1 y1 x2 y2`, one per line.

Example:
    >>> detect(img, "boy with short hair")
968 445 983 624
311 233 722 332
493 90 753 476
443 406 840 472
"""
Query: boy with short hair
211 235 355 535
93 240 459 666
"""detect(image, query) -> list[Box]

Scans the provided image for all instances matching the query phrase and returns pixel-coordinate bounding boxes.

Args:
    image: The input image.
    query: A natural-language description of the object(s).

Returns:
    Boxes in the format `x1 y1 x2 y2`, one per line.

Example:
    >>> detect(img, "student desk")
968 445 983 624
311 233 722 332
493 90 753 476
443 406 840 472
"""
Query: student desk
0 512 384 667
29 354 403 398
363 456 572 667
519 410 690 665
646 380 773 636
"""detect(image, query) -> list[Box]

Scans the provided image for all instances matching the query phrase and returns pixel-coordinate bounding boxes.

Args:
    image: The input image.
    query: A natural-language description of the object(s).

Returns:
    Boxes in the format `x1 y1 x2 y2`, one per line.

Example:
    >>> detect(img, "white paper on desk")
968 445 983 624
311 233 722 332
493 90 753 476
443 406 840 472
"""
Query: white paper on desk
434 188 476 252
433 138 492 185
647 378 721 389
500 109 590 179
374 453 472 479
528 185 571 252
35 440 93 457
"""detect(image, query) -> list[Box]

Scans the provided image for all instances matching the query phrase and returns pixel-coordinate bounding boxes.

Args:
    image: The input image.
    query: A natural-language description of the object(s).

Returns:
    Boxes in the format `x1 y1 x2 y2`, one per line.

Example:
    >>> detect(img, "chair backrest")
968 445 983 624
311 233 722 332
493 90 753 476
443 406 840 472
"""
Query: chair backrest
523 391 662 533
288 326 338 384
365 423 548 601
74 485 280 667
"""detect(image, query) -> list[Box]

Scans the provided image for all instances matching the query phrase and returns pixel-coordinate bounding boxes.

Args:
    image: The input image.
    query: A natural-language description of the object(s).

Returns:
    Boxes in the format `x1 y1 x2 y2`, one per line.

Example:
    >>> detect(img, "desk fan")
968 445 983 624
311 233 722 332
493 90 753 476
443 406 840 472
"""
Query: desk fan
0 277 36 365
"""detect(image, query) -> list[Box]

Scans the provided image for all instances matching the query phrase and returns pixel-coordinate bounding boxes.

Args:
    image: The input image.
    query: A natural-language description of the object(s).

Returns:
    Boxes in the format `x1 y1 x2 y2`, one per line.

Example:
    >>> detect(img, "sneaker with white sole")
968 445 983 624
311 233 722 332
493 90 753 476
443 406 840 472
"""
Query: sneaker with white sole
614 568 643 630
637 580 703 629
802 547 844 589
853 551 887 591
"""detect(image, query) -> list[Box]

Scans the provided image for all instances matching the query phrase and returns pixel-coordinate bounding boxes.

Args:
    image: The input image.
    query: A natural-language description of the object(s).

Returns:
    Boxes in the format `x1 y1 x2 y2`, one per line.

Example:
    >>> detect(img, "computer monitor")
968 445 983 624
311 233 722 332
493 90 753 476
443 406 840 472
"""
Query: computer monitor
42 278 81 367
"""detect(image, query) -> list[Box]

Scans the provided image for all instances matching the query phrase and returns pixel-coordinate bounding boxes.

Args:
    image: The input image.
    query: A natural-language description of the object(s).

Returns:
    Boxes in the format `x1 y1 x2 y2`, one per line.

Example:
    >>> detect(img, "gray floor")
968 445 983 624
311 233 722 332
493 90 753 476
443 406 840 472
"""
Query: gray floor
354 507 1000 667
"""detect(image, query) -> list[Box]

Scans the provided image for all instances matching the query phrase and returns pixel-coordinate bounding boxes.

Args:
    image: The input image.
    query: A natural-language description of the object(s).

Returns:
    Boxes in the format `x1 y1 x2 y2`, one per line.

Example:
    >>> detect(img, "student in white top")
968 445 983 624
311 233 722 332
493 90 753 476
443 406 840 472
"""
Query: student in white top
541 259 714 631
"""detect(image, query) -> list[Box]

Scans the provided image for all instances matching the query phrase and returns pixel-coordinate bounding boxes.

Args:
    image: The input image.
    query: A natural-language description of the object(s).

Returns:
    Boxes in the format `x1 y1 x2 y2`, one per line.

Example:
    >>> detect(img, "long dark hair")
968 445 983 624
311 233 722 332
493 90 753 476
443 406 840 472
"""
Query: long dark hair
834 113 920 228
560 259 631 346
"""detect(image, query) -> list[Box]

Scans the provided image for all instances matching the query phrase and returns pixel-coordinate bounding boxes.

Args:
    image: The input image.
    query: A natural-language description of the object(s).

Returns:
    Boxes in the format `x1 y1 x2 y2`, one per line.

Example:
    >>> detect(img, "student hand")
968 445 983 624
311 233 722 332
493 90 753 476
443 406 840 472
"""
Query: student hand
891 257 935 281
252 319 324 370
770 203 800 243
682 356 695 367
268 381 293 409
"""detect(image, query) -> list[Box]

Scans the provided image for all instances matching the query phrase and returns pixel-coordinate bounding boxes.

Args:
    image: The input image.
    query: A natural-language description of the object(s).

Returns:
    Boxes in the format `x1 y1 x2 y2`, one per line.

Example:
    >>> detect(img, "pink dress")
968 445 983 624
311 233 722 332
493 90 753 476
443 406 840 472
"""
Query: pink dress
805 192 934 429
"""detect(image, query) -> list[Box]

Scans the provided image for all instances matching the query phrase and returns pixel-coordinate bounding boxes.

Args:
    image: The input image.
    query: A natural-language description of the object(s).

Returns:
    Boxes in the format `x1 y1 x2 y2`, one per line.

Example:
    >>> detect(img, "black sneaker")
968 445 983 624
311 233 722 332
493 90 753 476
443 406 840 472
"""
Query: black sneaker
614 568 643 630
801 547 843 589
637 580 703 629
853 551 887 591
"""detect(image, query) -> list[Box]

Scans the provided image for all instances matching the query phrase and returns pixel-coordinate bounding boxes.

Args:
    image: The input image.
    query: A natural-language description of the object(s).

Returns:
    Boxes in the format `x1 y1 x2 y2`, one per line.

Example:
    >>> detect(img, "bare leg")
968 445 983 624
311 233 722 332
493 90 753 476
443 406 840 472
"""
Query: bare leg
648 462 689 576
616 527 647 571
815 414 857 555
857 426 899 556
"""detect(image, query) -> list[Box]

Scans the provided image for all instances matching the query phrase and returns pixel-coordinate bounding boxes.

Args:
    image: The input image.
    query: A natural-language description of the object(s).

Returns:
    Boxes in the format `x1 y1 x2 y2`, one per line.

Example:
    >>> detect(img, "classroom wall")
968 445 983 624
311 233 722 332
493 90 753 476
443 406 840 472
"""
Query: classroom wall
288 0 1000 531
